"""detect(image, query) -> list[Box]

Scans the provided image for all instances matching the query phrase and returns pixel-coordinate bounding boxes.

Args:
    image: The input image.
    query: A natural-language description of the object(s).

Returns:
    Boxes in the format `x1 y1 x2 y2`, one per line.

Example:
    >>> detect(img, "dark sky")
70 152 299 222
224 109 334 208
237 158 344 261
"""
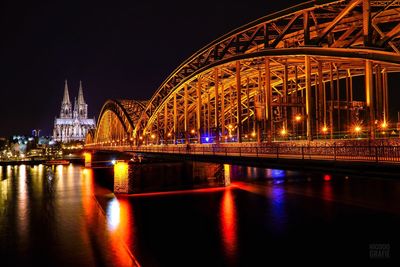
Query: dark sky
0 0 305 137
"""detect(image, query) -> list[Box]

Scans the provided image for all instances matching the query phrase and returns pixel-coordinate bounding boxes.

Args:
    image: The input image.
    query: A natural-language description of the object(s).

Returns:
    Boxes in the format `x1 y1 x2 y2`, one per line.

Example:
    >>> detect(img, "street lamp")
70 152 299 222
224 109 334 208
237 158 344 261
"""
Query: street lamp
294 114 302 122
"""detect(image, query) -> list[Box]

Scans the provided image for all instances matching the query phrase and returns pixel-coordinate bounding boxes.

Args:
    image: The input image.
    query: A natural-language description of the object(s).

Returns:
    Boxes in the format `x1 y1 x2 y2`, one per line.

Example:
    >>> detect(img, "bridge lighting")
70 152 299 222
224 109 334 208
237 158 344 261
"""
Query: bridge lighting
280 128 287 136
251 132 256 137
151 134 156 139
167 132 172 137
321 126 328 134
353 125 362 134
381 121 388 129
139 136 143 140
294 115 302 122
191 129 195 134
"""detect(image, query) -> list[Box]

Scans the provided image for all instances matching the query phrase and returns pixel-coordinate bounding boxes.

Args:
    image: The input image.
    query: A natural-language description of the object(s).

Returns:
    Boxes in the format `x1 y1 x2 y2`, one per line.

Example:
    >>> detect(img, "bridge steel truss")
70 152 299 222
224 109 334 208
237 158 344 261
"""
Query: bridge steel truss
93 99 147 145
90 0 400 146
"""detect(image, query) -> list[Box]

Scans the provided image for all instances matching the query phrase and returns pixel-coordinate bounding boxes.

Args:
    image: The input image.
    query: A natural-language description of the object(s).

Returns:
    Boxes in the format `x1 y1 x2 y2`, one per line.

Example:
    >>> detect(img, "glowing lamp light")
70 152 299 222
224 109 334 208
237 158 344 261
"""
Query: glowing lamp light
323 174 331 181
111 159 116 165
381 122 388 129
151 134 156 139
228 124 233 130
295 115 302 122
251 132 256 137
191 129 195 134
321 126 328 134
244 134 248 138
139 136 143 140
167 132 172 137
354 125 362 134
205 137 210 142
280 128 287 136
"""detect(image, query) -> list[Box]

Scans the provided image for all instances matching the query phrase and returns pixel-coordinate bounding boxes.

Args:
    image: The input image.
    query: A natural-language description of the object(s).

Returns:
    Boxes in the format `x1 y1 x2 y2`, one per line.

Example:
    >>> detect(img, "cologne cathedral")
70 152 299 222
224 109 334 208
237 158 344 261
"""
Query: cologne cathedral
53 80 96 142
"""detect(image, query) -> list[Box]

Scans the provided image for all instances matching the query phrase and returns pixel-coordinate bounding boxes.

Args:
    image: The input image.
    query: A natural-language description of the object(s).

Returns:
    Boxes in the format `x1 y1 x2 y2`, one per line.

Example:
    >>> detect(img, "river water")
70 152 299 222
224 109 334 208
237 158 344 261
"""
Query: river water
0 163 398 266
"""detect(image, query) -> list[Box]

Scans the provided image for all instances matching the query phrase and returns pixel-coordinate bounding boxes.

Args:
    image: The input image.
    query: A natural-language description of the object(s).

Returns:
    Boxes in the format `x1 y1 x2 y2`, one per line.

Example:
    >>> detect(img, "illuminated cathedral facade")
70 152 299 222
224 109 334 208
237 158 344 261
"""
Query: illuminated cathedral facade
53 80 96 142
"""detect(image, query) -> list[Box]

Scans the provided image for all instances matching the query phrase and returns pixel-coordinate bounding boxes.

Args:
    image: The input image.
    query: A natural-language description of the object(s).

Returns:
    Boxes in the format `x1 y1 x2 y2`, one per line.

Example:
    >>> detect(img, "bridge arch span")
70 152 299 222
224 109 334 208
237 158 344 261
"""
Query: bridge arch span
93 99 147 145
131 0 400 144
89 0 400 147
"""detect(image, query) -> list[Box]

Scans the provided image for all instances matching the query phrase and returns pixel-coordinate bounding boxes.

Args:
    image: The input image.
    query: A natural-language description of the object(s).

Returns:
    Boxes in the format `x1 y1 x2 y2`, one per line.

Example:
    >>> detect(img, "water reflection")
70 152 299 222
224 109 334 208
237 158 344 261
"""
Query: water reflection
107 198 121 231
17 165 28 247
220 188 237 262
0 164 138 267
269 186 286 233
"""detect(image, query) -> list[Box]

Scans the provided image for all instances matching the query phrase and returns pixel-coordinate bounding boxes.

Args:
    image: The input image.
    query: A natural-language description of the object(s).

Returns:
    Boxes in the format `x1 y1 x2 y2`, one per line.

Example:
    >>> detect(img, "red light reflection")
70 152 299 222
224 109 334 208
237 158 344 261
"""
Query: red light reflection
220 189 237 261
323 174 331 181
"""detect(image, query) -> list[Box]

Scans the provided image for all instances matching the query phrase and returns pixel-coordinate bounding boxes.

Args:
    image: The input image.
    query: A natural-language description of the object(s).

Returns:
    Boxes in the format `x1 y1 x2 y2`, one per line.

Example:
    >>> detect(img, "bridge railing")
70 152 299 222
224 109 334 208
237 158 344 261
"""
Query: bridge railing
124 144 400 163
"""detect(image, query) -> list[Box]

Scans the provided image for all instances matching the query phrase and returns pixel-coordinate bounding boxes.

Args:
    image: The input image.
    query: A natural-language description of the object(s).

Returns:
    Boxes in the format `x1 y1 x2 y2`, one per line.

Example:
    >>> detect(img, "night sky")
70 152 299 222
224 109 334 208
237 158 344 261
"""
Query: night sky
1 0 399 137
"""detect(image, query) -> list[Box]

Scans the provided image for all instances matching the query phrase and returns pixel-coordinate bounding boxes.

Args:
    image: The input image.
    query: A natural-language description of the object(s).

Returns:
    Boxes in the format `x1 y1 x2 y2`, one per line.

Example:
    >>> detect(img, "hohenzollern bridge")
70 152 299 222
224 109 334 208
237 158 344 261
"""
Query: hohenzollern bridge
85 0 400 163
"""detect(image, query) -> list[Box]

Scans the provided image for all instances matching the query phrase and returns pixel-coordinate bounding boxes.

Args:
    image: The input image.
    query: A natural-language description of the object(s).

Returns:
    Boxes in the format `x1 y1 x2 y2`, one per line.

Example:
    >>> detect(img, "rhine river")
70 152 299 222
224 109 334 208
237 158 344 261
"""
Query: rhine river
0 163 398 266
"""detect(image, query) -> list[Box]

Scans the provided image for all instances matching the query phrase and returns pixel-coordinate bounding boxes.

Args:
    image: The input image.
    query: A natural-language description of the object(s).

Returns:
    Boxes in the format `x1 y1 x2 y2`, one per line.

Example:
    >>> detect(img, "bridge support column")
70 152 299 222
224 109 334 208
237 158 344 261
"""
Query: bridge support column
214 68 220 144
265 57 272 142
236 60 242 143
305 55 313 141
184 84 189 144
197 80 202 144
382 68 389 124
114 161 130 194
173 93 178 144
164 104 168 144
83 152 92 168
365 59 375 139
221 83 225 142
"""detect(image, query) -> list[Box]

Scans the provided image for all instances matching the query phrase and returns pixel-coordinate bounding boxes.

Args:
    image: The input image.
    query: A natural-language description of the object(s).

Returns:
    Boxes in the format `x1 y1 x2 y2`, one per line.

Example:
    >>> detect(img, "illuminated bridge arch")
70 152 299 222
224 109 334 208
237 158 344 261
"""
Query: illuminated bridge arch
132 0 400 145
93 99 147 145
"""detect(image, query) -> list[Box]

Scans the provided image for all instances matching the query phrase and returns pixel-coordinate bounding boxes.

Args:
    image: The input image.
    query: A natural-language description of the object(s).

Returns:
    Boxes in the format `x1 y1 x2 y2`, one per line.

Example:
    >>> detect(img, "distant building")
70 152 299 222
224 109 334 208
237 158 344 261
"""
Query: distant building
53 80 96 142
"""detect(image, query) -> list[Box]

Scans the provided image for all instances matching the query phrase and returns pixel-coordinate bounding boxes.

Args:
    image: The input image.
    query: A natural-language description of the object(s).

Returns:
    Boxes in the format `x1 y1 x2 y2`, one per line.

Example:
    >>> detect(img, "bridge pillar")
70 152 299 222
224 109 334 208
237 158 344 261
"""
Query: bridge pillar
236 60 242 143
83 152 92 168
265 57 272 142
365 59 375 139
114 161 129 194
214 68 220 144
305 55 313 141
196 80 202 144
184 84 189 144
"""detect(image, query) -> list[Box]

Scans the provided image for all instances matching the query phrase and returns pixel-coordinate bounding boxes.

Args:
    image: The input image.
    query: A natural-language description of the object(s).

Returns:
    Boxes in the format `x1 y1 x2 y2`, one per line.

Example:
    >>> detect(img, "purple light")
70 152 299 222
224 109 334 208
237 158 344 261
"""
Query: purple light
205 137 210 142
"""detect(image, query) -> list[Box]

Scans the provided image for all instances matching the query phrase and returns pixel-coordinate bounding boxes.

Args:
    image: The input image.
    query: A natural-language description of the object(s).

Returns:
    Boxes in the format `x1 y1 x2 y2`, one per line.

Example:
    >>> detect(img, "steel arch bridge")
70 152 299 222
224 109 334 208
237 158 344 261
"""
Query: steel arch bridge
88 0 400 149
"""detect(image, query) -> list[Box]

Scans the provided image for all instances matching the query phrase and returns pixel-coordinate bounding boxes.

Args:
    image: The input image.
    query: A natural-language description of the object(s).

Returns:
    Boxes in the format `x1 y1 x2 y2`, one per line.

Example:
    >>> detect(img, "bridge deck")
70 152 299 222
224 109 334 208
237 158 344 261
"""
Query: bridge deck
87 144 400 164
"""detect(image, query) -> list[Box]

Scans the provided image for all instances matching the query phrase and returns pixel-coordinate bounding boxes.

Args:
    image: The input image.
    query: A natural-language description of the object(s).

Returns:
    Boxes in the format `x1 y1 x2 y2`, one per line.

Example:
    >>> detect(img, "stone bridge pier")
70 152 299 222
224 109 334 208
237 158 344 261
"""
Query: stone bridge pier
113 160 230 194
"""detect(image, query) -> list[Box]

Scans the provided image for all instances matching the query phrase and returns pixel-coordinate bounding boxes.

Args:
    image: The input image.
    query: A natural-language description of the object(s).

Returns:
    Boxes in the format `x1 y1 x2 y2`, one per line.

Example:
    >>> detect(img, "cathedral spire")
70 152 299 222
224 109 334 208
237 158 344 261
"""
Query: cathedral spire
62 80 71 104
78 80 85 105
